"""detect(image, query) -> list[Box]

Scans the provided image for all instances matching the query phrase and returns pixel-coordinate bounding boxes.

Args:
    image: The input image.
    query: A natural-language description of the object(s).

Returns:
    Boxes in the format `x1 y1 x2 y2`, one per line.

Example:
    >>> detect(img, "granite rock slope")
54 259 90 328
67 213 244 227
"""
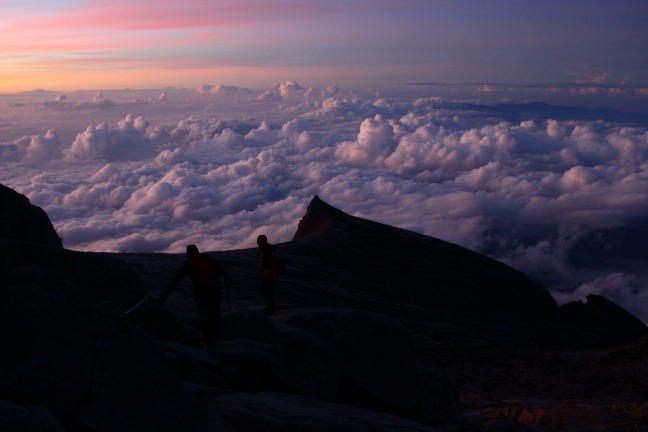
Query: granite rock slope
1 185 647 431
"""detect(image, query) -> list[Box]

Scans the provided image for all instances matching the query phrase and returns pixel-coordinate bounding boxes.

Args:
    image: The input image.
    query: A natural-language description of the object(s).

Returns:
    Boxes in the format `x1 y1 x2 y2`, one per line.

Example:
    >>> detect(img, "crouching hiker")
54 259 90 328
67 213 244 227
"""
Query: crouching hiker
158 244 225 346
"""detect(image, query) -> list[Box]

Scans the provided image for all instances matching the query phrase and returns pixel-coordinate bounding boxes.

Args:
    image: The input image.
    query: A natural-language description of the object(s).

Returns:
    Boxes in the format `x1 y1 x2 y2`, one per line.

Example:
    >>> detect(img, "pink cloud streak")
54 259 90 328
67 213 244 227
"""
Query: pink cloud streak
8 0 340 33
1 0 354 60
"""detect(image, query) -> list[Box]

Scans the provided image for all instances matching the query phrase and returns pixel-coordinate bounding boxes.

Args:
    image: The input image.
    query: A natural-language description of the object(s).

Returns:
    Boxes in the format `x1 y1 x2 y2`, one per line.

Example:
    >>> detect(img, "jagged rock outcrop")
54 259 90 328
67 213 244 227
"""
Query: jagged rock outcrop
293 195 347 240
558 294 648 344
0 183 62 248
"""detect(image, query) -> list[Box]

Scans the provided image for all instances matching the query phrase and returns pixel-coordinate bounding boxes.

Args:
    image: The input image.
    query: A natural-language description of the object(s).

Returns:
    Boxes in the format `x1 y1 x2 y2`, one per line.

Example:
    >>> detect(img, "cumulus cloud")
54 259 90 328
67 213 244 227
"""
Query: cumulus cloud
65 114 157 161
277 80 305 98
336 115 397 166
89 93 116 108
1 82 647 319
256 80 311 102
4 92 117 112
0 129 63 162
197 84 251 96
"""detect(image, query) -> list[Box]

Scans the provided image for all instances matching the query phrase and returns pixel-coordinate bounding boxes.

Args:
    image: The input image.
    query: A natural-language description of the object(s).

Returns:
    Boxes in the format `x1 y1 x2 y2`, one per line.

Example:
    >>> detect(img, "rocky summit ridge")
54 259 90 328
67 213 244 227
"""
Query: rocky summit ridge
1 183 647 432
291 195 646 347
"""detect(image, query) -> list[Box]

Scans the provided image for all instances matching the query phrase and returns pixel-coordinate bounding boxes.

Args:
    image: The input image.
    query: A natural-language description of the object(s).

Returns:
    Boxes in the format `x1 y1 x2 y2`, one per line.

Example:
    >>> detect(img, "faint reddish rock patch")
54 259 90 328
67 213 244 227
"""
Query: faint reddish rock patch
293 194 347 240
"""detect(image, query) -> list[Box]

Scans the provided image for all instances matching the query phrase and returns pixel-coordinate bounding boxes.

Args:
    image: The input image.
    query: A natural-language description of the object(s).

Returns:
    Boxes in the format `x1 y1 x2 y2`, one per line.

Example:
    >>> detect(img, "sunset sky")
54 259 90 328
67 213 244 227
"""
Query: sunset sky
2 0 648 98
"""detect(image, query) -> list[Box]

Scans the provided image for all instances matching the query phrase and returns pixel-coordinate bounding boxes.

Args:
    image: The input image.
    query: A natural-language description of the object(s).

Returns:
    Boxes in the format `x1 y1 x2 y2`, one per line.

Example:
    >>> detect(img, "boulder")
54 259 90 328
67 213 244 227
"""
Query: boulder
0 183 62 248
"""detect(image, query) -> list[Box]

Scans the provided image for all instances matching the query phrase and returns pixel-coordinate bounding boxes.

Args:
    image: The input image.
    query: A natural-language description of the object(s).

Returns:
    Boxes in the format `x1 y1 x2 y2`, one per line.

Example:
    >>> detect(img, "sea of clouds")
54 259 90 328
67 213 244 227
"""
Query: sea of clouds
1 81 647 319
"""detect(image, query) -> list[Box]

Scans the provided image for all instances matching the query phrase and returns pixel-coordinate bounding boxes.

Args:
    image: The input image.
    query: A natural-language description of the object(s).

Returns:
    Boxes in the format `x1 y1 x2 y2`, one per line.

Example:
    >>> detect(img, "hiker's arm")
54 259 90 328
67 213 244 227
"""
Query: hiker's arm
158 262 188 303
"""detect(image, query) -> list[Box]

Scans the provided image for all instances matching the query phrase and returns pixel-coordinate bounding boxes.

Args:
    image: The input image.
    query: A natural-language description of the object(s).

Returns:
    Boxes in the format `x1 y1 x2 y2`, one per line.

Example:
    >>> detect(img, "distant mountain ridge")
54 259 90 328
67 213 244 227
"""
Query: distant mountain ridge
462 101 648 126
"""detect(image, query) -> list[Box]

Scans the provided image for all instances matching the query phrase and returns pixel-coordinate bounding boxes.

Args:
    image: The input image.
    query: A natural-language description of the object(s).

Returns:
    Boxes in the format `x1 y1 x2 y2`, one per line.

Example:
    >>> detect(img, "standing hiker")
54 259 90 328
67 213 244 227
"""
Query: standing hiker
257 234 280 315
158 244 224 346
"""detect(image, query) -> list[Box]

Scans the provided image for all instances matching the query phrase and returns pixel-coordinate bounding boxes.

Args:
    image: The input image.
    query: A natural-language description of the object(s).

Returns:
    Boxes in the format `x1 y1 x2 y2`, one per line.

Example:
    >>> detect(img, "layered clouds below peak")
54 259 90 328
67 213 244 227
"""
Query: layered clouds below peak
1 81 648 320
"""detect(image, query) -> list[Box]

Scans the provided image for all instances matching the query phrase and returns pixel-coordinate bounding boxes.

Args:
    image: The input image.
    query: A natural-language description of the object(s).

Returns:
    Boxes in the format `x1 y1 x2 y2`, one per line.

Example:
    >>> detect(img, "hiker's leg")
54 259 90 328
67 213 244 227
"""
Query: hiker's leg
195 287 218 344
261 277 275 314
211 290 221 341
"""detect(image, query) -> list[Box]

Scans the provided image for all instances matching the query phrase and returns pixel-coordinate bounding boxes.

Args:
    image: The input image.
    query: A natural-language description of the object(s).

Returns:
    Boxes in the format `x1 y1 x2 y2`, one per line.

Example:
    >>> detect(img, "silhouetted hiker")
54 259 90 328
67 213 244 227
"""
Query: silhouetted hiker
257 234 279 314
158 244 224 346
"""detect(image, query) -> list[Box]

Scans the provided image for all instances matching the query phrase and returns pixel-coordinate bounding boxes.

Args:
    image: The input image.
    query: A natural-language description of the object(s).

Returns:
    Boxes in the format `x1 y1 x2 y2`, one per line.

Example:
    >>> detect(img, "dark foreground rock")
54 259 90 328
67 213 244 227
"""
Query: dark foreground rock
0 267 216 432
0 400 66 432
1 185 647 432
0 263 458 431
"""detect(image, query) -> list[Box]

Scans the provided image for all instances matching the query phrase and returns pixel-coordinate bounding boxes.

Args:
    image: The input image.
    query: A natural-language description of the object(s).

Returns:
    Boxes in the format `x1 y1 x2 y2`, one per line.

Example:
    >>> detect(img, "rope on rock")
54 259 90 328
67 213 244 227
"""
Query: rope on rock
124 290 150 315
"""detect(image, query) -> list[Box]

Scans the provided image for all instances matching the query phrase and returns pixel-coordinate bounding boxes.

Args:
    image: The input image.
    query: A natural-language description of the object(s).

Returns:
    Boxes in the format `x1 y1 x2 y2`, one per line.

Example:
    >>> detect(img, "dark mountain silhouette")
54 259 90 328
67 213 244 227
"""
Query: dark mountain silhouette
1 185 647 431
489 102 648 125
0 183 62 248
449 101 648 126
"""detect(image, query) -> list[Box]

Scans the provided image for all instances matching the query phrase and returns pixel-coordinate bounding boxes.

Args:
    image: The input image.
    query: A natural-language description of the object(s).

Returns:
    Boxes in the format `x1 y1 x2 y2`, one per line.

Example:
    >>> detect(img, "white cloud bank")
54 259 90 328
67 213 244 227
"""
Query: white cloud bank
1 82 647 319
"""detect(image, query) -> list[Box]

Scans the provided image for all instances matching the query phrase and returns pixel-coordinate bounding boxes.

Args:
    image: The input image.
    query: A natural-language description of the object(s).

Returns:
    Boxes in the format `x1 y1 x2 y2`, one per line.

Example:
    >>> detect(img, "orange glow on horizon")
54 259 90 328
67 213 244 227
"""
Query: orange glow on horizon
0 61 425 93
0 65 346 93
0 68 254 93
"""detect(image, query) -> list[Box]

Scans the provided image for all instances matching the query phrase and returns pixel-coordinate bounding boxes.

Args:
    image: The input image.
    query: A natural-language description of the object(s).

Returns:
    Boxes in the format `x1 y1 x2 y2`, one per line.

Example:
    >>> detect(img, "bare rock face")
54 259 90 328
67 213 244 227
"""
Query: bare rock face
0 183 62 248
